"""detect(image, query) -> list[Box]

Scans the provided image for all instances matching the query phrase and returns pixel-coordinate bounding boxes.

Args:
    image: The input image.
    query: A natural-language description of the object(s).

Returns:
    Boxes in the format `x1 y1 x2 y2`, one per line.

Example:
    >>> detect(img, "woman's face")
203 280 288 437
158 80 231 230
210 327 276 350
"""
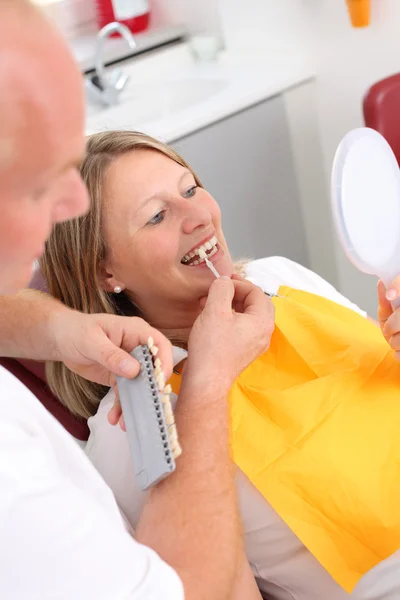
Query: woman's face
101 149 233 325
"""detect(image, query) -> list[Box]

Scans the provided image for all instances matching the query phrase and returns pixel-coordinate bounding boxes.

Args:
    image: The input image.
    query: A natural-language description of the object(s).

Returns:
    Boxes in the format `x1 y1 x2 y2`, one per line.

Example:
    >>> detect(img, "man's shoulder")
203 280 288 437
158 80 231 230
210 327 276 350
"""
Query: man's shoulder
0 374 184 600
0 365 67 452
0 364 37 417
0 364 46 424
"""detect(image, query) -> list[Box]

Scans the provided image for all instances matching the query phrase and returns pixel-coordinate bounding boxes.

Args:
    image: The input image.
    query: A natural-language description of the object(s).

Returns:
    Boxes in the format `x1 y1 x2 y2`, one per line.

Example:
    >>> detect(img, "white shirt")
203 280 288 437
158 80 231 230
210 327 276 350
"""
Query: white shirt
244 256 365 317
0 366 183 600
352 550 400 599
86 257 369 600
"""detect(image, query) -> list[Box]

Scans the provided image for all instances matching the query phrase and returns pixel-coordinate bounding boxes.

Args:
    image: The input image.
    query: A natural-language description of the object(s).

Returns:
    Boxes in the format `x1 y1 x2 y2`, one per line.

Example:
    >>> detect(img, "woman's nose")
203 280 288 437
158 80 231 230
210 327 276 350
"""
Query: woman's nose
181 200 212 235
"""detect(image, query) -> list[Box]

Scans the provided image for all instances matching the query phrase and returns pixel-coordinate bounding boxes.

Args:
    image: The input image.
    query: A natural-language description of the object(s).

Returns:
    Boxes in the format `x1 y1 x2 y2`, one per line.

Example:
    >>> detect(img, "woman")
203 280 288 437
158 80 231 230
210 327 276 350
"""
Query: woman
40 131 400 600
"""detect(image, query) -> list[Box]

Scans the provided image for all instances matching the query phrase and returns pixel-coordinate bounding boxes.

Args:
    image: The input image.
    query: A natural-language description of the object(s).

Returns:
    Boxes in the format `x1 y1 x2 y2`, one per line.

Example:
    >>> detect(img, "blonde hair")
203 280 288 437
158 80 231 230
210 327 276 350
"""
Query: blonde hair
41 130 246 419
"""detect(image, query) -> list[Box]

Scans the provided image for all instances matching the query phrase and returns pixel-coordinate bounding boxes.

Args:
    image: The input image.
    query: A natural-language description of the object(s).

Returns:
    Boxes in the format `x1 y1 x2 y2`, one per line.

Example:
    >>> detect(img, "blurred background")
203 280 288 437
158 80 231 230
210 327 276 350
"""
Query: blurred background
34 0 400 316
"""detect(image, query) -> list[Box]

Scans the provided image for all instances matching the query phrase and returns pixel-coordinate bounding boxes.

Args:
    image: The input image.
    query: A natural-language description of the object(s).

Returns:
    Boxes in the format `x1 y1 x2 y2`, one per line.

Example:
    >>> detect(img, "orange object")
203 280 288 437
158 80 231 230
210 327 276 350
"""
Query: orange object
346 0 370 27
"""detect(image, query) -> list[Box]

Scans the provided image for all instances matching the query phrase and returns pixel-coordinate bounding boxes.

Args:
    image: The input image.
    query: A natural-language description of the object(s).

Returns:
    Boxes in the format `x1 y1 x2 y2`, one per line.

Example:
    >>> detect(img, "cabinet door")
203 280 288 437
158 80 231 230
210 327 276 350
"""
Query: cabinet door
173 95 309 265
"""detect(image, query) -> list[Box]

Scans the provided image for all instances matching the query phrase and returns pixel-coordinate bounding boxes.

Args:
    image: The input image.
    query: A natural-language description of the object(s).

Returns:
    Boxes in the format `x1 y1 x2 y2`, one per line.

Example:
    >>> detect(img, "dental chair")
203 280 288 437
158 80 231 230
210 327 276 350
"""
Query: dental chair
0 270 89 442
363 72 400 166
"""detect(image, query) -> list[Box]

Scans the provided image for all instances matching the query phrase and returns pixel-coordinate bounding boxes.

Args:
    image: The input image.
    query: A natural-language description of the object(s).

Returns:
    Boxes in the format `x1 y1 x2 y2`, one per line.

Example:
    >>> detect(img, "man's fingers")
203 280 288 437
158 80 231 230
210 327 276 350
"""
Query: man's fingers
104 324 174 430
121 322 174 380
203 277 235 312
232 279 269 316
96 317 174 381
108 399 122 425
201 278 272 318
108 401 126 431
199 274 243 310
97 337 141 380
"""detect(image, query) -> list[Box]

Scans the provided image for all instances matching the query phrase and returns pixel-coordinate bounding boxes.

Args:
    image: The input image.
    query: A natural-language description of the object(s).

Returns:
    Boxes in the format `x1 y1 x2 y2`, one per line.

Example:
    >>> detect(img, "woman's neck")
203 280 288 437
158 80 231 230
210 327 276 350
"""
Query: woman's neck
159 327 192 349
134 295 201 348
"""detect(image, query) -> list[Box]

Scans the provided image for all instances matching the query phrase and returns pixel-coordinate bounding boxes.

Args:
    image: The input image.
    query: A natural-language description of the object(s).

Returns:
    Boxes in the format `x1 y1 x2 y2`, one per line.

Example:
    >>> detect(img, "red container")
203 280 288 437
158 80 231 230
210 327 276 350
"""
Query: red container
94 0 150 34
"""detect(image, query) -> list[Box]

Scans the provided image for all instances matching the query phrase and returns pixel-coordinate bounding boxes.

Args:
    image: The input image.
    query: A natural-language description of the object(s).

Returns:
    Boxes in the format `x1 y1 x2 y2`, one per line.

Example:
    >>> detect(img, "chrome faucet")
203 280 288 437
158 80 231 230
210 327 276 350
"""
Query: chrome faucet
86 22 136 108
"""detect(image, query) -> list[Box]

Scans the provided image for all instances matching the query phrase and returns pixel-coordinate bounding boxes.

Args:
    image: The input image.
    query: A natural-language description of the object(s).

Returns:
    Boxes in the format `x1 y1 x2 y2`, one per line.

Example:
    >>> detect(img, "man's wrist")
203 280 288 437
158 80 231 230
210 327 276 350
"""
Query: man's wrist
180 361 234 406
45 300 76 361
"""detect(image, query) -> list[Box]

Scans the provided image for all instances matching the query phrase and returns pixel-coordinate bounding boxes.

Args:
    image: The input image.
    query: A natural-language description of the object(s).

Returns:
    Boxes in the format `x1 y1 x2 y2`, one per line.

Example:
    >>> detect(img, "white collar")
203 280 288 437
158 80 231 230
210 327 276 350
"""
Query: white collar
172 346 188 368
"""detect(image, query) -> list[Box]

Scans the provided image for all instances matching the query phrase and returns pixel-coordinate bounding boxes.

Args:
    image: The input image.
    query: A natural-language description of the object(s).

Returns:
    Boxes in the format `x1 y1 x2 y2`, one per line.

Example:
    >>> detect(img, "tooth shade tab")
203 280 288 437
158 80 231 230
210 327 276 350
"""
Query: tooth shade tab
181 235 218 264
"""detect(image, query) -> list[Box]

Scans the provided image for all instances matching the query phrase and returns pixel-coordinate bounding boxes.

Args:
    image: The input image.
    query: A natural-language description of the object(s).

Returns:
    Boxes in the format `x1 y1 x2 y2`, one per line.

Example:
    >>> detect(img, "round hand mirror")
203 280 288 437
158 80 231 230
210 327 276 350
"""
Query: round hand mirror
331 127 400 305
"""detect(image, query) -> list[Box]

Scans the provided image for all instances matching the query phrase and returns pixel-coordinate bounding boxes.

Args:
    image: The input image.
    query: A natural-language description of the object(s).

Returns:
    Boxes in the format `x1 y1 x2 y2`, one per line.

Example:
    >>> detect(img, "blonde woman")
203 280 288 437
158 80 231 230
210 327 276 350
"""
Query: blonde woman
41 131 400 600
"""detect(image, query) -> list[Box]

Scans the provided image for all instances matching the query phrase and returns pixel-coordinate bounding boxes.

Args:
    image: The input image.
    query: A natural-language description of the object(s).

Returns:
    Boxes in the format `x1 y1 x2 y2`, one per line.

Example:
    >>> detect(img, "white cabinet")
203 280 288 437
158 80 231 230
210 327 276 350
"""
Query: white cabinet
172 95 309 265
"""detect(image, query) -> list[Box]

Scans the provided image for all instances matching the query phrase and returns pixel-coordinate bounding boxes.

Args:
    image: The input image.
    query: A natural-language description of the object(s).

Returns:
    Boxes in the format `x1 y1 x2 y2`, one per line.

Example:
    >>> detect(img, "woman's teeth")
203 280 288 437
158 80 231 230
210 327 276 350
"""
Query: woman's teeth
191 245 218 265
181 235 218 266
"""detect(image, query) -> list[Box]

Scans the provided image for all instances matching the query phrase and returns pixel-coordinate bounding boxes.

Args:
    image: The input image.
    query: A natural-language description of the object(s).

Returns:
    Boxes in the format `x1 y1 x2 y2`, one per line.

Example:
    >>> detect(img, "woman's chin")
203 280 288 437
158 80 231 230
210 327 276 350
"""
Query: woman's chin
214 255 234 278
207 258 234 279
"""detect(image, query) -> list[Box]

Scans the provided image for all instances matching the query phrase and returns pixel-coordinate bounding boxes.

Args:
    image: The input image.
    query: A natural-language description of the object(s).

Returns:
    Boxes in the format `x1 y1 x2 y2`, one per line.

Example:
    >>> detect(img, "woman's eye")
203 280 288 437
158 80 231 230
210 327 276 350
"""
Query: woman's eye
183 185 198 199
148 211 165 225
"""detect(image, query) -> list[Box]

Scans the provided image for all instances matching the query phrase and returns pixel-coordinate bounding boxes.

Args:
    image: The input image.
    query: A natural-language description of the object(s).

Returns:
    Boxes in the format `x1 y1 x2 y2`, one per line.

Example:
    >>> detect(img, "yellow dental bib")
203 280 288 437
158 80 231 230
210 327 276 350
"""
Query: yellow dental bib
170 287 400 591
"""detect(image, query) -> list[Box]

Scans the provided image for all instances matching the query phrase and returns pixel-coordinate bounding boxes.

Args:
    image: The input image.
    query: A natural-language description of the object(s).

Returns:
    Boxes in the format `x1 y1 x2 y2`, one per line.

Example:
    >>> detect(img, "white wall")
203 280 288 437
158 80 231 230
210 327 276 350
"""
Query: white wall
218 0 313 59
217 0 341 289
152 0 222 37
218 0 400 315
35 0 97 39
304 0 400 315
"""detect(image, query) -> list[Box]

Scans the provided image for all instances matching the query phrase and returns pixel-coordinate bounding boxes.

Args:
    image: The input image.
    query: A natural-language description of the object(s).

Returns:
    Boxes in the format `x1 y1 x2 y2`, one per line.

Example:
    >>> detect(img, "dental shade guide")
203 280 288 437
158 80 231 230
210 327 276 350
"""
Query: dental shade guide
117 343 181 491
198 248 220 278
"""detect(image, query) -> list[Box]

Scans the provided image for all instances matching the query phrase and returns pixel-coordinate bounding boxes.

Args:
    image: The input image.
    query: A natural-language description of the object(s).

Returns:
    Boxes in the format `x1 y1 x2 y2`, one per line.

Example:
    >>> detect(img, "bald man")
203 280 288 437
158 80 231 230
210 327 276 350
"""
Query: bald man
0 2 273 599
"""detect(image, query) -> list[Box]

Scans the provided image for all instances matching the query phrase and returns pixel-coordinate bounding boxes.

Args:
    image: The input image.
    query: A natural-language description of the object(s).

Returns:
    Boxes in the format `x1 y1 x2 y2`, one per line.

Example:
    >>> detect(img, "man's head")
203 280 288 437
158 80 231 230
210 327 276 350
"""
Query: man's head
0 0 88 293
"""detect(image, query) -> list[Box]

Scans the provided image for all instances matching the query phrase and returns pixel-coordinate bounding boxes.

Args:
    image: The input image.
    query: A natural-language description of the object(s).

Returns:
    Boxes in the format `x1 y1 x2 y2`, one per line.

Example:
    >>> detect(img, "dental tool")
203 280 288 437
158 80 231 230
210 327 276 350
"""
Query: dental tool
117 342 181 490
198 248 220 278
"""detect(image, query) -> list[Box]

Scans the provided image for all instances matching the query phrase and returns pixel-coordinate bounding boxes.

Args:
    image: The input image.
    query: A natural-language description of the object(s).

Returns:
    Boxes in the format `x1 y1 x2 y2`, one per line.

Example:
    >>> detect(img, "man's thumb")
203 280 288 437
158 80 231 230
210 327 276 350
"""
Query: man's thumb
204 276 234 309
99 340 141 379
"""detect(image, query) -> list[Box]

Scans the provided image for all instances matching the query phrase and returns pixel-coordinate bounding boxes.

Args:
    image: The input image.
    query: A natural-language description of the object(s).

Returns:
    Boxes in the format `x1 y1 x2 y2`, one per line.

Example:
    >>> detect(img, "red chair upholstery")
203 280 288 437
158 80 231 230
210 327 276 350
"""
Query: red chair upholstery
363 73 400 166
0 270 89 441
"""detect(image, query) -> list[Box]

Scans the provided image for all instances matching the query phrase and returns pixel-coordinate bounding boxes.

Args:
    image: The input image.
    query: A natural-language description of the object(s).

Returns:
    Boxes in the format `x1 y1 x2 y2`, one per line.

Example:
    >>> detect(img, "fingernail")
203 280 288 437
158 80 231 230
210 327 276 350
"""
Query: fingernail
387 289 397 301
119 359 135 375
220 276 230 280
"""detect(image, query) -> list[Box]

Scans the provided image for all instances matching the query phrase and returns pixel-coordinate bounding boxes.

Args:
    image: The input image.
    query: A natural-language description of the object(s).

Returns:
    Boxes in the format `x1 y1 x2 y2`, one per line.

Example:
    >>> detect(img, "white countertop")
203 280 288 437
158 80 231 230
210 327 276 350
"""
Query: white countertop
85 44 316 143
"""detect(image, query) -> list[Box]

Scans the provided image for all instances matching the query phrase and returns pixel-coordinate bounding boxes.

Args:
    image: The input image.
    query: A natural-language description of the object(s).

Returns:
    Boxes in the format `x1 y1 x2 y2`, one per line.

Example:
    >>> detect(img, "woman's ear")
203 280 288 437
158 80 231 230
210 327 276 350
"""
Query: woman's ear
97 260 124 294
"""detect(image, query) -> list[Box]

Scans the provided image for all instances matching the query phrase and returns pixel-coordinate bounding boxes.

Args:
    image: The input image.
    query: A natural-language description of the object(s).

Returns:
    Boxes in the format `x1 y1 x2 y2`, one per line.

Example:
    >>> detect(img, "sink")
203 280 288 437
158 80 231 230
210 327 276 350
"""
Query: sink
86 77 229 134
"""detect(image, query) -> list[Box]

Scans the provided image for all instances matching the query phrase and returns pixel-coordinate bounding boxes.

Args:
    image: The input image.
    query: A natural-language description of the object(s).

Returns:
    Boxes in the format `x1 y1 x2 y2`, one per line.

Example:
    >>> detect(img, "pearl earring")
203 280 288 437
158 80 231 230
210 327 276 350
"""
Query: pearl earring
114 286 122 294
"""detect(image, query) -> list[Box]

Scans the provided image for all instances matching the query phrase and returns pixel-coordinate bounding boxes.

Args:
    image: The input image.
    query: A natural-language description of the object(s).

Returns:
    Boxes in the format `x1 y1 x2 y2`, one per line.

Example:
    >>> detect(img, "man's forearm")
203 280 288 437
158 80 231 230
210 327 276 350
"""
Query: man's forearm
136 377 240 600
0 290 69 360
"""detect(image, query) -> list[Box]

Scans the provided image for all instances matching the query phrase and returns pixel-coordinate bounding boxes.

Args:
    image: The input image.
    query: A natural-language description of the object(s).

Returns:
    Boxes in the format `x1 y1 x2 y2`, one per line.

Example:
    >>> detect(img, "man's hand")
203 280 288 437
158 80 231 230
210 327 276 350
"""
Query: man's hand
50 310 173 387
107 277 274 427
378 277 400 359
185 277 275 394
